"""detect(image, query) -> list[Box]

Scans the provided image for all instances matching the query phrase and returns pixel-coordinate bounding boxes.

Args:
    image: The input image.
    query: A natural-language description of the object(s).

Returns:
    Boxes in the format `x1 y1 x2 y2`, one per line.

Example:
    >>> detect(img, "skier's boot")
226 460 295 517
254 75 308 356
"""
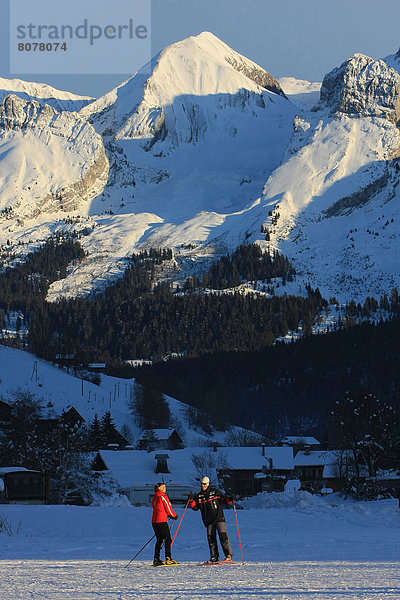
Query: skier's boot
221 555 233 562
153 557 165 566
165 558 179 565
204 557 219 564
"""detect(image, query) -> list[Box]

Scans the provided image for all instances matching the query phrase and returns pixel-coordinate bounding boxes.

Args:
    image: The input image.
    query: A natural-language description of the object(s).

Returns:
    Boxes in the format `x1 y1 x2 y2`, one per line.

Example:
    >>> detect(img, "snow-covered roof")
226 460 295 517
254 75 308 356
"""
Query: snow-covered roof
0 466 40 475
294 450 342 468
137 428 180 441
96 448 198 488
96 446 294 489
219 446 294 471
280 436 320 445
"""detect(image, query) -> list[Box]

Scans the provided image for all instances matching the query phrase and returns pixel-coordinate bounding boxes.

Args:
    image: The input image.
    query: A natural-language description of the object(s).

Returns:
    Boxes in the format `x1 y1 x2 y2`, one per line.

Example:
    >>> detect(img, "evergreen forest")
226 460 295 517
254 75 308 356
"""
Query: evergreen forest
1 237 400 447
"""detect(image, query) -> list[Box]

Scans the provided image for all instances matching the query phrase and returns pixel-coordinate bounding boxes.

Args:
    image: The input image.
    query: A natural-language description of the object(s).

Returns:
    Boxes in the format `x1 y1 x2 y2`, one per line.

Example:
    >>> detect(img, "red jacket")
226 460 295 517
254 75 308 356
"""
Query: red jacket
151 490 177 523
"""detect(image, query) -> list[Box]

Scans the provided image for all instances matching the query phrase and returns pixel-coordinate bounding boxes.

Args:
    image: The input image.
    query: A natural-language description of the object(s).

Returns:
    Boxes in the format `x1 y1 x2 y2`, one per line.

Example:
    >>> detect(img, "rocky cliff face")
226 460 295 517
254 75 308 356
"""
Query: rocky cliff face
0 95 108 220
224 54 286 98
319 54 400 121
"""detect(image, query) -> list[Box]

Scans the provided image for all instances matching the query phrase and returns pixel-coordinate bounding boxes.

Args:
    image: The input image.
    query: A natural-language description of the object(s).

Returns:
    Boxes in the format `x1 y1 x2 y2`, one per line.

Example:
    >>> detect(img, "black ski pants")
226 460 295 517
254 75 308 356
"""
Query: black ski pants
152 522 172 560
206 521 233 560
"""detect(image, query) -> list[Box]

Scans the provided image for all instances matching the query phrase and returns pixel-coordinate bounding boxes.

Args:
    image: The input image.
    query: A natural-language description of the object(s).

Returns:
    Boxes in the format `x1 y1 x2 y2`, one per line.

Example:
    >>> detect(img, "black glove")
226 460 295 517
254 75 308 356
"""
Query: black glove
173 515 178 520
187 492 193 500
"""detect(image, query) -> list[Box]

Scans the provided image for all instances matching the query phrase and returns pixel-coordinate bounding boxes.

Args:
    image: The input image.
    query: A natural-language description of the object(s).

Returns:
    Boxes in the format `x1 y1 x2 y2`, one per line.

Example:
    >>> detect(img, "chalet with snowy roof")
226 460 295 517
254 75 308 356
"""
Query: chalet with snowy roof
279 436 321 456
91 448 194 505
294 450 347 494
61 407 86 428
92 445 295 504
0 467 48 504
216 446 294 496
136 428 184 451
36 406 87 439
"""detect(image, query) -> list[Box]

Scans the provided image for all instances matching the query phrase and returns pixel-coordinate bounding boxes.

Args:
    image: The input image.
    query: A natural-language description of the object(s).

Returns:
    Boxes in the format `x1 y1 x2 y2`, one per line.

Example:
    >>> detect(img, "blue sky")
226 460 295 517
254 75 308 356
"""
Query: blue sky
1 0 400 98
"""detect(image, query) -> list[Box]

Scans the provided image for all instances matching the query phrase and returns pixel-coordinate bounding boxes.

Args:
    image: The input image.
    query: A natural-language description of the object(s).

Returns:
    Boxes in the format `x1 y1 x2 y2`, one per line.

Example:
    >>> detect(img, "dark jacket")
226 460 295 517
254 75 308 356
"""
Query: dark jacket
189 486 232 526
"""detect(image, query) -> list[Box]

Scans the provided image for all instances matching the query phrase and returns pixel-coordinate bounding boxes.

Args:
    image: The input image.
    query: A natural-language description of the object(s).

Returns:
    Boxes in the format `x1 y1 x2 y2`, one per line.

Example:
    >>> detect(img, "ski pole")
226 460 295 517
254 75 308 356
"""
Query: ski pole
171 497 190 547
124 520 177 568
232 499 244 565
124 533 155 568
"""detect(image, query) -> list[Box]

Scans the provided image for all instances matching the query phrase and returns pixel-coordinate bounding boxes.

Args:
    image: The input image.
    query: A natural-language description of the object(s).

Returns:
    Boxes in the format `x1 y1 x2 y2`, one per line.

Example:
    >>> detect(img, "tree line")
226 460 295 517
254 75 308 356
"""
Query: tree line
184 243 296 290
5 243 322 363
0 235 85 313
134 316 400 440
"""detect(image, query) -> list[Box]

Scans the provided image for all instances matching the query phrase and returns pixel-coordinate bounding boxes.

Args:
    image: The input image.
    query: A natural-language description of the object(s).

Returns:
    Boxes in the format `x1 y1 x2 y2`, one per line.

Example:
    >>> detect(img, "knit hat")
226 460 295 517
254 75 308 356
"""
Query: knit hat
201 476 210 484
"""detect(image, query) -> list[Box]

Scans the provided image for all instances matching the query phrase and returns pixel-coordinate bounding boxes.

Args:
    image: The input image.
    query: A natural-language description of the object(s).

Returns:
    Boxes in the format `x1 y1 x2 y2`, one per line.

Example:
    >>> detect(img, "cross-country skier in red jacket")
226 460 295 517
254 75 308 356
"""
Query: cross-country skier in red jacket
151 483 179 566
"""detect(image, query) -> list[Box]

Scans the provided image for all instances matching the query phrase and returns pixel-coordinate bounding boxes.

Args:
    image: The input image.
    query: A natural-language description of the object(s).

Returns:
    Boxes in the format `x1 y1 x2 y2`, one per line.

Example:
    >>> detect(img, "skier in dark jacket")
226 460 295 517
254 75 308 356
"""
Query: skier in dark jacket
189 476 234 563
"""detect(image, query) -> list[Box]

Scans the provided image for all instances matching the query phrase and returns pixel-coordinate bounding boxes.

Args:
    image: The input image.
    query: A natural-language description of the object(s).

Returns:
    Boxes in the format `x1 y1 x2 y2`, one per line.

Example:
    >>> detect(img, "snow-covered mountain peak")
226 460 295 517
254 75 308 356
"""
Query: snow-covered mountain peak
156 31 286 98
81 31 287 145
319 53 400 120
3 36 400 304
0 76 92 112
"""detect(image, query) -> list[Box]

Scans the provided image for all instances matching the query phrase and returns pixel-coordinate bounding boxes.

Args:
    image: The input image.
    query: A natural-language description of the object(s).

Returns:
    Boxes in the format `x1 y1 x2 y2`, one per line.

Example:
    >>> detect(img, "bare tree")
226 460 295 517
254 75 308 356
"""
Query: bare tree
191 449 228 484
331 388 398 481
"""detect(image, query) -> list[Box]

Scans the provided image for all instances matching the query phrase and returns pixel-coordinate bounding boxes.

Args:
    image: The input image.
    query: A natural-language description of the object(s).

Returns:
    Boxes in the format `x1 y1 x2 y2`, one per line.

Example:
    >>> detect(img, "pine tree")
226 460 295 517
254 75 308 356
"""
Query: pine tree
99 411 120 448
88 414 102 450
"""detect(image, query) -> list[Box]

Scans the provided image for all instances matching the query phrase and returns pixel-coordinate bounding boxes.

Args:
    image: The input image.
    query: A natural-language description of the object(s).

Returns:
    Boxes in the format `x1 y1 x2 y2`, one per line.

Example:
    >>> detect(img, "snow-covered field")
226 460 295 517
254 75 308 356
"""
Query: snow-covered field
0 492 399 599
0 347 399 598
1 559 399 600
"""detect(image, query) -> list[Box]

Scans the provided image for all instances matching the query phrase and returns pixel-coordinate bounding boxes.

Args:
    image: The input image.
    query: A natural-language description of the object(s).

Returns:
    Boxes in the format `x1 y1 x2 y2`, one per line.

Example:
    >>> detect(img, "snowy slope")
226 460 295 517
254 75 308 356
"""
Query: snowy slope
0 345 246 445
256 112 400 300
254 54 400 301
81 30 294 232
278 76 321 109
80 31 286 140
47 32 297 297
1 32 297 299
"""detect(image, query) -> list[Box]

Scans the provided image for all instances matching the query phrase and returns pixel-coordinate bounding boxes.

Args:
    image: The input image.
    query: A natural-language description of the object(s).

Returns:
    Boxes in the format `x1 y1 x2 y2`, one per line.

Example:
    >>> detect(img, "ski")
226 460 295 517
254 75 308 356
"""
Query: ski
136 560 240 568
200 560 239 566
137 562 197 569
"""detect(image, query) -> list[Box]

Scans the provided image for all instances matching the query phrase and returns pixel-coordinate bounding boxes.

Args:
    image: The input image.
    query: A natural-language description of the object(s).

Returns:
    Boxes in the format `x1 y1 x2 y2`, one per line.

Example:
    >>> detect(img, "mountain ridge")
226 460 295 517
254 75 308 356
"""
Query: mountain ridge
1 32 400 303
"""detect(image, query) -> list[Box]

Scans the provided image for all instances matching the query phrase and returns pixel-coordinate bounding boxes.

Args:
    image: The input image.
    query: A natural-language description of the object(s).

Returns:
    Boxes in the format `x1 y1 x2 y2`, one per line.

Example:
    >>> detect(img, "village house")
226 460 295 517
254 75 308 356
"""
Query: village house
294 450 346 494
91 448 194 505
279 436 321 456
216 446 295 496
0 467 48 504
136 428 184 451
92 444 296 504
